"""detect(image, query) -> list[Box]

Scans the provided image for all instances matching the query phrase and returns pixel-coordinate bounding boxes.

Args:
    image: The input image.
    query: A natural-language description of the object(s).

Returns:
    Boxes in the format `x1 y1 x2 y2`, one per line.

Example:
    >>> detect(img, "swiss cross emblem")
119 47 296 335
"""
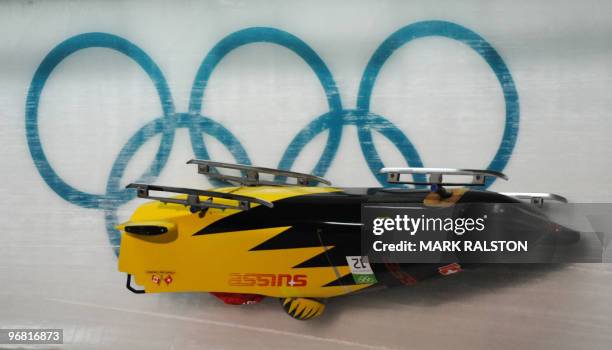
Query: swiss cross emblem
164 275 173 285
438 263 462 276
151 274 161 284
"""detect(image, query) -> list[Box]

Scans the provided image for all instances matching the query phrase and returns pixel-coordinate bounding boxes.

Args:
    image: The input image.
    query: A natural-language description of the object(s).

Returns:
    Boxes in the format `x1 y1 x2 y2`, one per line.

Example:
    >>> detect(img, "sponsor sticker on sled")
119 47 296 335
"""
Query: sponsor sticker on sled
346 256 377 284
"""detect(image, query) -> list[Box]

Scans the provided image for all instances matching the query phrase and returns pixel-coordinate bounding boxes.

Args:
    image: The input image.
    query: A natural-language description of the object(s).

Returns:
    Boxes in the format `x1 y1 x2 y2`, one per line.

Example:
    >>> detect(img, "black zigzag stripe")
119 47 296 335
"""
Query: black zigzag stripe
293 250 330 268
249 225 321 251
323 273 356 287
193 191 360 236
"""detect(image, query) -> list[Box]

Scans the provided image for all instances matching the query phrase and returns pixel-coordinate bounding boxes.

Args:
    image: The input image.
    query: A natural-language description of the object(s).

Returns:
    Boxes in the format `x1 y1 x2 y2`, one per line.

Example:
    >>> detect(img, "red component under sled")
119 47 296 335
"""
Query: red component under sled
210 292 265 305
438 263 463 276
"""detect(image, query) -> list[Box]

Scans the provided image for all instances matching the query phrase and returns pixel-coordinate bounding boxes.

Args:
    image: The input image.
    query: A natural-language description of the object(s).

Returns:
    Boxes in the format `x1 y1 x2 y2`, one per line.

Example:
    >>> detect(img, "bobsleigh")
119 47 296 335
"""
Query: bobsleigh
117 160 574 320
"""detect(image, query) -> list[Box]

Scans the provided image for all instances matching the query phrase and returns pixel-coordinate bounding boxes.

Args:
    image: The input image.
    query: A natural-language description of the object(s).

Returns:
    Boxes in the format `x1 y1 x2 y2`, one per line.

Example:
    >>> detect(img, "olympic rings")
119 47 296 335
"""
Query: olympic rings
24 21 519 254
356 21 519 186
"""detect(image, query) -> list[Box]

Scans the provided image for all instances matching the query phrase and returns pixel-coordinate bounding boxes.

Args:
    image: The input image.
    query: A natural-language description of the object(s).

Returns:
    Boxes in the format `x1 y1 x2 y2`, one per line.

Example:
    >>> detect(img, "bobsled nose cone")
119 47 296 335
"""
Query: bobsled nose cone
495 204 581 248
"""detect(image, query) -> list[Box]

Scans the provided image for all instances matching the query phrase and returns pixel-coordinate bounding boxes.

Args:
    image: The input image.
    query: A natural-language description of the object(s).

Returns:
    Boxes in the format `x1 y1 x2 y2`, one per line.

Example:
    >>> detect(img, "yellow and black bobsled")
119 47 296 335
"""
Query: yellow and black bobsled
117 160 571 320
